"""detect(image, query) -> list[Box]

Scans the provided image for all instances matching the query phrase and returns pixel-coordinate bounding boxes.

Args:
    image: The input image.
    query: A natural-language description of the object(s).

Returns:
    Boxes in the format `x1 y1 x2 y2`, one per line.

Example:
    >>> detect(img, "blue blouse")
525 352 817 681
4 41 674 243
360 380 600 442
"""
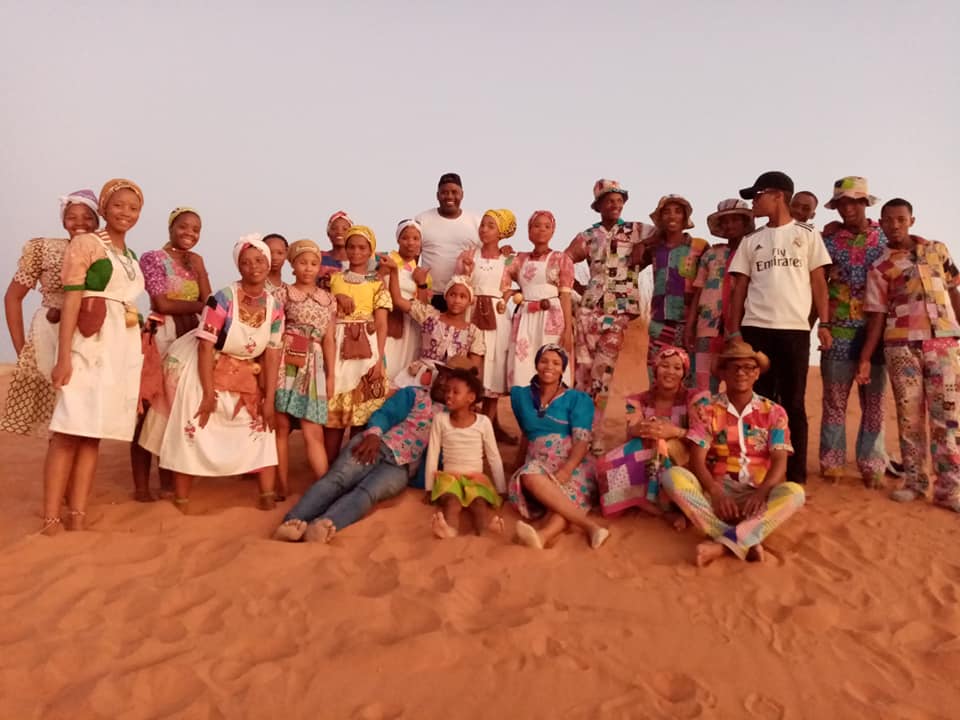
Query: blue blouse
510 385 594 442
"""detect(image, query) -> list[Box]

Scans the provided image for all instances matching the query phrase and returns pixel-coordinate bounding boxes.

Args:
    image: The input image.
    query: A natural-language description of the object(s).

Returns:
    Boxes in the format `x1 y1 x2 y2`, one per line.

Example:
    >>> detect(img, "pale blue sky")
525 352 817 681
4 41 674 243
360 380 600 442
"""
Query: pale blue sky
2 0 958 361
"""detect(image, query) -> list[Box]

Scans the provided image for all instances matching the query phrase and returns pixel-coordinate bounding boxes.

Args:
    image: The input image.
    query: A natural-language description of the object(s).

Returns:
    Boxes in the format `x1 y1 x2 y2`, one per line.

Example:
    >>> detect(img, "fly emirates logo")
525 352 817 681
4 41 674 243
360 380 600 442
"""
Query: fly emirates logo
755 246 803 272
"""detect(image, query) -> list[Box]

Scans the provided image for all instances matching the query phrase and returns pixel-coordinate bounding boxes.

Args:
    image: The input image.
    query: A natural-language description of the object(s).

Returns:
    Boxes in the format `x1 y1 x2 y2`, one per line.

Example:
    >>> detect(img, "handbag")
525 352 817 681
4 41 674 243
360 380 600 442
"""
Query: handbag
386 308 405 339
282 330 311 368
77 296 107 337
340 322 373 360
472 295 498 331
353 372 387 404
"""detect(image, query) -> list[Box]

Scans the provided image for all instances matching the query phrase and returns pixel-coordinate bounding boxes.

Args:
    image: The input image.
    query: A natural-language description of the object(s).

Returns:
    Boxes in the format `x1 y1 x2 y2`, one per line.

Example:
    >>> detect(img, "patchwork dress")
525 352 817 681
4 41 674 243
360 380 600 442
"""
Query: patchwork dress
274 284 334 425
392 300 485 388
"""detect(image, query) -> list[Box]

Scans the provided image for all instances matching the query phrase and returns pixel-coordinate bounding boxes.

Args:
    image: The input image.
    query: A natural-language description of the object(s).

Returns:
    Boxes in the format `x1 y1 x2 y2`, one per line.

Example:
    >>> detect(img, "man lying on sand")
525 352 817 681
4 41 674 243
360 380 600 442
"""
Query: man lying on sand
661 341 806 566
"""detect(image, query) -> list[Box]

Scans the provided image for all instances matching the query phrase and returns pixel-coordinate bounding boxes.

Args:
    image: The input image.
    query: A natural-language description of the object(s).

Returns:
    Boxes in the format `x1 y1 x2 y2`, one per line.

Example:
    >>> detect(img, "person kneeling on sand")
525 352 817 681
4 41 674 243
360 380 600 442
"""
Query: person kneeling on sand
661 341 806 567
272 361 455 543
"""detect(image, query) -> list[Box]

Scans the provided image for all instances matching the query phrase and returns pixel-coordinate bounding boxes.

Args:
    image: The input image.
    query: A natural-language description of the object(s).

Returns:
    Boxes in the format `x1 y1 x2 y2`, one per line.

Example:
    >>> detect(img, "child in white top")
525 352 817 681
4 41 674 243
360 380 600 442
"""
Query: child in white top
425 368 506 538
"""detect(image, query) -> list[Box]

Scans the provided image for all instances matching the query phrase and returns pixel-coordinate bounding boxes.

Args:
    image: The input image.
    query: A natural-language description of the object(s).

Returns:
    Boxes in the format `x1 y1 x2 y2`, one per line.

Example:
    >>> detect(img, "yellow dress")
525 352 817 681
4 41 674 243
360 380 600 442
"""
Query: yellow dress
326 272 393 427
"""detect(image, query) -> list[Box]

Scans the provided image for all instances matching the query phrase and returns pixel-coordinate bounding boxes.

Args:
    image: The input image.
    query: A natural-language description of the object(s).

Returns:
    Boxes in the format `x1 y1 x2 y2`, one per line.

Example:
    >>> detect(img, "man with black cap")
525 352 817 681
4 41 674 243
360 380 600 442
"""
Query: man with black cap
415 173 482 311
727 171 832 484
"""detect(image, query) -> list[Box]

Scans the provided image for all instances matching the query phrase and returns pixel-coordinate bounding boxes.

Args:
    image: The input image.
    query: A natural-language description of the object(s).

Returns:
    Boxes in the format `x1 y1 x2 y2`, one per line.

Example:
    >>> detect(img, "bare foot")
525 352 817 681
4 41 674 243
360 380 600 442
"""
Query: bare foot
305 518 336 543
272 519 307 542
173 497 190 515
65 510 85 532
432 511 458 539
37 517 62 537
589 526 610 549
488 515 505 534
746 544 765 563
515 521 544 550
665 511 687 532
133 489 156 503
862 474 884 490
695 541 726 567
258 492 277 511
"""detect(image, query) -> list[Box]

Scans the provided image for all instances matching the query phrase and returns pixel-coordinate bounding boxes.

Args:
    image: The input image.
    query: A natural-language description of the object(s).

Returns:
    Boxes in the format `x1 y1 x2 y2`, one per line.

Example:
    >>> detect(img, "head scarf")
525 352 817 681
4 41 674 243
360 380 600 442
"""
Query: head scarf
444 275 474 303
58 189 99 223
98 178 144 217
529 343 570 414
168 206 201 229
652 345 690 378
232 233 270 270
395 218 423 241
287 238 321 263
326 210 353 233
535 343 569 371
483 209 517 239
345 225 377 254
528 210 556 229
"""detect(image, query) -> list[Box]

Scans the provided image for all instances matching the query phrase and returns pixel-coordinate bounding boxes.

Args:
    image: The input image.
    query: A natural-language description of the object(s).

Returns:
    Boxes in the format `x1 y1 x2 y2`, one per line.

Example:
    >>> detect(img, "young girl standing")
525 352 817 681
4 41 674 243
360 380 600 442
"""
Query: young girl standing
274 239 336 499
42 179 146 533
325 225 392 461
457 209 515 439
505 210 575 387
2 189 99 437
263 233 289 294
388 275 485 387
425 368 506 538
383 219 431 379
318 211 352 290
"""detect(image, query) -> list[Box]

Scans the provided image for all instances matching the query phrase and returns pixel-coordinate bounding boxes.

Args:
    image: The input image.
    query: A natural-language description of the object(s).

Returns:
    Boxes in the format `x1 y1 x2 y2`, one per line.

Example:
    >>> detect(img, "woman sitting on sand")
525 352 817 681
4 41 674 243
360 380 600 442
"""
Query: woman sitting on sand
509 344 609 550
2 189 100 438
152 235 281 512
597 346 703 526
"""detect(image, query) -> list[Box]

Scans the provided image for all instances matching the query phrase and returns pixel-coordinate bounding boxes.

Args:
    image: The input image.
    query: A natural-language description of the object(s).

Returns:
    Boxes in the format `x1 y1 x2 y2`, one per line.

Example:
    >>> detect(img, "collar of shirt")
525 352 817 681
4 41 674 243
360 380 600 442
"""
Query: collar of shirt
721 392 762 484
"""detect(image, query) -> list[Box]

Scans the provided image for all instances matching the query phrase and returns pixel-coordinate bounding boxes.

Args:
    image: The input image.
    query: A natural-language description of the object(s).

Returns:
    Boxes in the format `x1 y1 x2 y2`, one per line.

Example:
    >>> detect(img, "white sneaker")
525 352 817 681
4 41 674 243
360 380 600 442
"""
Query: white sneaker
890 488 921 503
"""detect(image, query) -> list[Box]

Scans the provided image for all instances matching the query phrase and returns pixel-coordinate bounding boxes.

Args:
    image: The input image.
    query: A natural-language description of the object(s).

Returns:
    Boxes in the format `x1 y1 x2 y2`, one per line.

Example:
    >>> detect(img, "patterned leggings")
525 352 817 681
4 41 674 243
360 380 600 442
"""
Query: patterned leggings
884 339 960 503
819 349 886 482
574 310 629 447
662 467 805 560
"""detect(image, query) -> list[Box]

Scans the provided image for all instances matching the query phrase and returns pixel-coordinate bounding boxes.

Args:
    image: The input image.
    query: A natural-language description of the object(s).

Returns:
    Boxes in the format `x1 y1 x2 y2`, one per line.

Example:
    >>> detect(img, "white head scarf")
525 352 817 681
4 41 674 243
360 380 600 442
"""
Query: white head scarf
395 218 423 241
232 233 271 269
58 189 99 222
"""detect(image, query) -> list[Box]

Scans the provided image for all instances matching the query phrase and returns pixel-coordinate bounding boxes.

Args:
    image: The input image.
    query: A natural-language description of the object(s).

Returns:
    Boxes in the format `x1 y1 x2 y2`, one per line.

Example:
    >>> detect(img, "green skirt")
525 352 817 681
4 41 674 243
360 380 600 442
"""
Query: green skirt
431 471 502 508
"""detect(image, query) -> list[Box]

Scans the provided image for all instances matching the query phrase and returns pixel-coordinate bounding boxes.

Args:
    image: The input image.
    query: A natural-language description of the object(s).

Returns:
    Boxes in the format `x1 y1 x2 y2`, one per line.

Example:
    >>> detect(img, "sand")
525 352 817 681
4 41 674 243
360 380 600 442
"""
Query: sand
1 322 958 720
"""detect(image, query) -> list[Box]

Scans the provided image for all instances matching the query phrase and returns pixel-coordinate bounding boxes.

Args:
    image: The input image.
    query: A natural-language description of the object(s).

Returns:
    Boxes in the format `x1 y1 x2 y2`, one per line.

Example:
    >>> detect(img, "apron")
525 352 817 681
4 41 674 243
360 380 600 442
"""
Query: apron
508 256 571 386
470 254 510 395
49 233 145 441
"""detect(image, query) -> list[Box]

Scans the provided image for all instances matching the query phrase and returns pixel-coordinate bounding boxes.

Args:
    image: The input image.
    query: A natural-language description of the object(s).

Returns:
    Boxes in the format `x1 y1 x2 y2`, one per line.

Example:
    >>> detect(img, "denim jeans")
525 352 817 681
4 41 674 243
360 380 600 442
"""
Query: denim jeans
284 435 410 531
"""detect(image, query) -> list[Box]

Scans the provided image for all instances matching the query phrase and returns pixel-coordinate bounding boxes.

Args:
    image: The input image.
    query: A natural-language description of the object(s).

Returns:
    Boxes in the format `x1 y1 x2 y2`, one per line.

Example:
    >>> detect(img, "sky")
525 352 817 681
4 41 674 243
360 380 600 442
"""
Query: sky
1 0 958 362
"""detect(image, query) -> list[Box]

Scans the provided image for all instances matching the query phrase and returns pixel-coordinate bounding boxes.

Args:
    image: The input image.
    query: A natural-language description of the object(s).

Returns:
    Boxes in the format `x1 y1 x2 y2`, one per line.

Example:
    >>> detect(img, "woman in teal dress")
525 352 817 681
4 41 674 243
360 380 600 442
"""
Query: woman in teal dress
509 344 610 550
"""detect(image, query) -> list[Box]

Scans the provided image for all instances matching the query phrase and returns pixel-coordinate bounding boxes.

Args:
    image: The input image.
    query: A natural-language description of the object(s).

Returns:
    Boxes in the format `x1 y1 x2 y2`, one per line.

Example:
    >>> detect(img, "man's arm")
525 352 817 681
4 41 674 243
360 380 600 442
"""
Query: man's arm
950 287 960 324
810 266 832 350
366 387 414 435
727 273 749 337
855 312 886 385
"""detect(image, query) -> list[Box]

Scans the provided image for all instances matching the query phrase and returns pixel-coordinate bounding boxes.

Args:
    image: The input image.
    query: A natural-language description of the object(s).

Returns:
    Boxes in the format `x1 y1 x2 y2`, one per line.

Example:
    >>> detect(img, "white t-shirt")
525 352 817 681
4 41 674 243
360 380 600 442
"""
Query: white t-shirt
424 412 506 493
728 220 831 330
415 208 481 291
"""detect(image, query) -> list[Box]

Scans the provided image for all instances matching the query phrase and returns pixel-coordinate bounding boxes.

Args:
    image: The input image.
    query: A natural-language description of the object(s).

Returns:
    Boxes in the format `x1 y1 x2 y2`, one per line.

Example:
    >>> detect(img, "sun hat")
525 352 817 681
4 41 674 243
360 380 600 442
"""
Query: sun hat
824 176 878 209
591 178 628 211
711 339 770 376
649 194 695 229
707 199 755 236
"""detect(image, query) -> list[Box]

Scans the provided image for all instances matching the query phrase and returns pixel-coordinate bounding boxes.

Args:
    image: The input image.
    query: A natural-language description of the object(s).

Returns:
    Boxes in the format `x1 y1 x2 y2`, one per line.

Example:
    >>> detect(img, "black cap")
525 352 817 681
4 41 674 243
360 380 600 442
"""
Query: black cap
438 172 462 188
739 171 794 200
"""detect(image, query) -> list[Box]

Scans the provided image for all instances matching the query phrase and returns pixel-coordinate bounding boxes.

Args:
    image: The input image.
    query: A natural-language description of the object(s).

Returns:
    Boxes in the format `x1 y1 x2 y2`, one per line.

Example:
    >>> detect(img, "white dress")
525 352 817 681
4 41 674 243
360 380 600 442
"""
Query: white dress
507 255 572 387
156 284 279 476
49 233 145 441
384 258 422 380
467 252 511 396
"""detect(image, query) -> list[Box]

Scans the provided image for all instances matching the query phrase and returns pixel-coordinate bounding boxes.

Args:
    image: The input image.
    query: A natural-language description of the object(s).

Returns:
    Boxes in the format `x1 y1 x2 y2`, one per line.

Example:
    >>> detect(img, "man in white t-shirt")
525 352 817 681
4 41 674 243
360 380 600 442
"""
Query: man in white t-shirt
728 171 832 484
415 172 482 311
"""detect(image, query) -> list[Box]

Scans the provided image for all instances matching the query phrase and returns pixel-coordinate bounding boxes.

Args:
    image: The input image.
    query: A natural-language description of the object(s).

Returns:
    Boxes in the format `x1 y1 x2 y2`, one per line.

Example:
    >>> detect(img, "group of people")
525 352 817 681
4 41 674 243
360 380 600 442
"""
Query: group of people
3 169 958 566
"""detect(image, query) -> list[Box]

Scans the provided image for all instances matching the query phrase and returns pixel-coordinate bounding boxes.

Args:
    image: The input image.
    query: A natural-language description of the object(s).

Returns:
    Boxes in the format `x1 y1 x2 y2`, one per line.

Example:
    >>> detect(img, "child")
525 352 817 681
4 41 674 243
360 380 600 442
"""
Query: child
263 232 288 294
858 198 960 512
641 195 708 383
388 274 485 387
505 210 574 387
318 211 352 290
457 208 515 439
274 239 336 500
425 367 506 538
382 219 432 379
325 225 392 462
684 199 754 392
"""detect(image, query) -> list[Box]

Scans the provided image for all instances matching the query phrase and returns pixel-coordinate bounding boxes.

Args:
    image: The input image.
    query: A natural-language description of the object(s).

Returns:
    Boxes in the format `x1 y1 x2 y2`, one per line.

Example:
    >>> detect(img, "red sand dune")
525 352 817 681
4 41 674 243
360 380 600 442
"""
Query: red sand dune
1 321 958 719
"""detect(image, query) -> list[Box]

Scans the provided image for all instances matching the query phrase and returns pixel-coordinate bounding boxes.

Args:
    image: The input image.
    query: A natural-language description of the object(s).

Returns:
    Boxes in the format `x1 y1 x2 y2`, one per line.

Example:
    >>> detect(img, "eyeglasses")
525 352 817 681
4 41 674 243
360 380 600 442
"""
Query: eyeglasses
727 362 759 374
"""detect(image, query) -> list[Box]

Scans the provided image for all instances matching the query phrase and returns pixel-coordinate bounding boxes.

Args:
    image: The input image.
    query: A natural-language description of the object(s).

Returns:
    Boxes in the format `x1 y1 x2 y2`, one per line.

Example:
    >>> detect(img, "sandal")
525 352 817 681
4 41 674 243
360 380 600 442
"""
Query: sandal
65 509 86 532
258 491 277 511
37 516 62 536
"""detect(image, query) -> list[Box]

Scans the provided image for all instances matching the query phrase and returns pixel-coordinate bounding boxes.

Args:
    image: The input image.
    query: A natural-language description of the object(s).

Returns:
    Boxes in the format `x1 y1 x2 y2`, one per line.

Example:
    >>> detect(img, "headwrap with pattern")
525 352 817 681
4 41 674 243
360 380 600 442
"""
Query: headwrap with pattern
652 345 690 377
483 208 517 240
98 178 144 217
326 210 353 233
444 274 475 303
232 234 271 270
59 189 99 223
345 225 377 255
168 206 201 229
528 210 556 229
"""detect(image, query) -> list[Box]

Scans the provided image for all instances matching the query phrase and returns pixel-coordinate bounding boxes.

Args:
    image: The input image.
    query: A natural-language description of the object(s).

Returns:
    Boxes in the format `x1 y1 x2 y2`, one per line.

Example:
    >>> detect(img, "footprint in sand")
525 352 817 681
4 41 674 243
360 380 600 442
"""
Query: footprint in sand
353 701 404 720
349 557 401 598
648 670 716 719
744 692 785 720
429 566 454 593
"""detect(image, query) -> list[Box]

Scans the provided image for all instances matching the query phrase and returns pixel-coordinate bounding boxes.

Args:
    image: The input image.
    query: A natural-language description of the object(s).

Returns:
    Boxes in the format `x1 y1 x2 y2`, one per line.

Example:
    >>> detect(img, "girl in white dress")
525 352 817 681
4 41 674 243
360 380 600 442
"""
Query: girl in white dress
42 179 146 534
457 208 516 441
382 219 431 380
505 210 575 387
156 236 282 512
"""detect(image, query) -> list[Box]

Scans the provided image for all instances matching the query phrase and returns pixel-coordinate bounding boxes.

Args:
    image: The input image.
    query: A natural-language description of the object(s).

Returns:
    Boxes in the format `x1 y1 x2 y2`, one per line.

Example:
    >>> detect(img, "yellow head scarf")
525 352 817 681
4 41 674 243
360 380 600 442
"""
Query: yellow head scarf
168 206 201 229
345 225 377 254
484 208 517 240
98 178 144 217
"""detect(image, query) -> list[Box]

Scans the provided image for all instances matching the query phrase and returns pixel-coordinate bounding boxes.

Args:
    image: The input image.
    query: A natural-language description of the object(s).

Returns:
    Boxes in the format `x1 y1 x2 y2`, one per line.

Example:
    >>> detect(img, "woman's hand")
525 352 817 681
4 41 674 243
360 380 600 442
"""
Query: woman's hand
194 391 217 429
326 375 336 399
553 467 572 487
855 360 872 385
412 266 430 286
366 362 384 381
51 357 72 389
336 293 355 316
262 402 276 432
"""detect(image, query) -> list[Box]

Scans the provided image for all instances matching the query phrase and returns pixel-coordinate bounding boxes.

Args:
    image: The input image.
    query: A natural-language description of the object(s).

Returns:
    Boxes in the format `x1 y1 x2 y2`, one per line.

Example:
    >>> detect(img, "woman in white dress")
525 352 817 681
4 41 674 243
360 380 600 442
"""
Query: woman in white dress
505 210 575 387
42 179 146 534
155 236 282 512
382 219 431 380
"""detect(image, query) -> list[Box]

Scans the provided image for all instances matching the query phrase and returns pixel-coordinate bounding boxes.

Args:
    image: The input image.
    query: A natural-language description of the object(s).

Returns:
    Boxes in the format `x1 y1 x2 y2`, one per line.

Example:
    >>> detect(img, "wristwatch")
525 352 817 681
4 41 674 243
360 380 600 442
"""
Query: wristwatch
417 283 429 289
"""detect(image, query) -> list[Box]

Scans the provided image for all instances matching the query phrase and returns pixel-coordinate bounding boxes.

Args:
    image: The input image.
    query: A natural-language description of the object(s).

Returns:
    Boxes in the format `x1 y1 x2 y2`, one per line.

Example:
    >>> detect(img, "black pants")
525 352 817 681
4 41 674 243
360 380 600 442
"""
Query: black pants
741 326 810 484
430 294 447 312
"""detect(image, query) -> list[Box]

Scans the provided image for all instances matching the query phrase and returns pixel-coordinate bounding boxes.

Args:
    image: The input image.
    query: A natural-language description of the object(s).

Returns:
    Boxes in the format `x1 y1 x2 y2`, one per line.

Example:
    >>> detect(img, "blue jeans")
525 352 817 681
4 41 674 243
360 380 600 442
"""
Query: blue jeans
284 435 410 531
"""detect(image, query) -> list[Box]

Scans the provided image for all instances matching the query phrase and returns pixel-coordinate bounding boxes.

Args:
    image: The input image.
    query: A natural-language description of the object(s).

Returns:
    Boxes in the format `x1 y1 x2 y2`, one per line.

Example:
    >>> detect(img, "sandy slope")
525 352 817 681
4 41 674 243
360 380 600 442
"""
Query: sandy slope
0 323 958 720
